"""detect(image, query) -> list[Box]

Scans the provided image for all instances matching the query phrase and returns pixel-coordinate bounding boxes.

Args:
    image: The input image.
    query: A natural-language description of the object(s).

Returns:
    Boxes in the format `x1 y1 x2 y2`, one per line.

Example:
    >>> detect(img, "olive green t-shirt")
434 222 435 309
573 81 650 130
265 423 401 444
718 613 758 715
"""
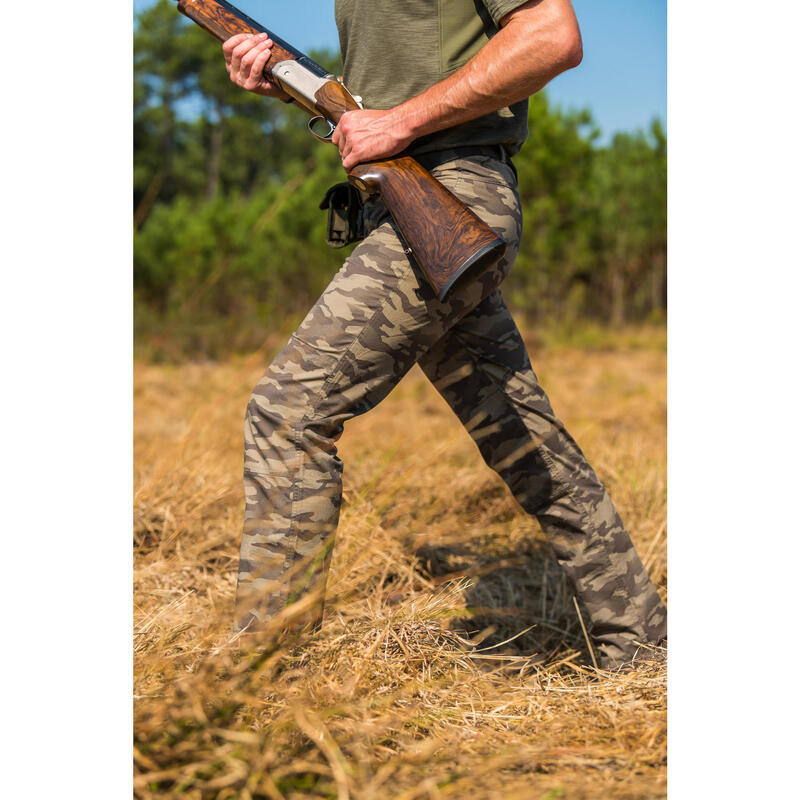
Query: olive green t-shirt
334 0 530 157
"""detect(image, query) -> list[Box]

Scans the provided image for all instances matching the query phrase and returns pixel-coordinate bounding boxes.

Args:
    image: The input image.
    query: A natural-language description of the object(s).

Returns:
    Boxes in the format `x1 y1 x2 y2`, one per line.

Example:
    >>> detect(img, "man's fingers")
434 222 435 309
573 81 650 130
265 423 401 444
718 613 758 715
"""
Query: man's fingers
229 39 250 72
223 33 251 53
332 114 353 147
243 45 272 88
342 148 361 170
240 39 271 72
344 142 360 165
250 44 273 81
241 39 272 67
235 32 268 55
222 33 253 62
339 141 355 169
230 32 268 71
333 134 348 161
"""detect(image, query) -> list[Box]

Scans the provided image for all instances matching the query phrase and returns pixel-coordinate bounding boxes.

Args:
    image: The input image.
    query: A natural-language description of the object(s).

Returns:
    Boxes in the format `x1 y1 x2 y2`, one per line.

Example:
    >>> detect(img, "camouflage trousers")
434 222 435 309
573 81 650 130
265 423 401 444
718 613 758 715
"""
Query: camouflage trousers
235 153 666 665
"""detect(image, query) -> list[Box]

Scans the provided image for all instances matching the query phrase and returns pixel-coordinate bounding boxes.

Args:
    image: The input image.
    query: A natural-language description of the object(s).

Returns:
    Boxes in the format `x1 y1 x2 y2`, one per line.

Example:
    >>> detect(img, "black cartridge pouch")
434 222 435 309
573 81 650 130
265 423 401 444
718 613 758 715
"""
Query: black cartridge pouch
319 181 367 247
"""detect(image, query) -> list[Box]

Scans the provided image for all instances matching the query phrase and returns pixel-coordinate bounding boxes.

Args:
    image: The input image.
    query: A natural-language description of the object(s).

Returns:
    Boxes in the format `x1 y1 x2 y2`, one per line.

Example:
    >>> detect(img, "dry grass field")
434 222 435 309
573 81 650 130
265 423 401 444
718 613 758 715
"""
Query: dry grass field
134 325 667 800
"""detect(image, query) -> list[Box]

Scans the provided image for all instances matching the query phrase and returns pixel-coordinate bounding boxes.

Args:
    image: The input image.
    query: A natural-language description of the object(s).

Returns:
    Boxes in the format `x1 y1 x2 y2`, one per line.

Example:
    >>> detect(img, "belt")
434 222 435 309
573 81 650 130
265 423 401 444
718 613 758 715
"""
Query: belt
413 145 517 180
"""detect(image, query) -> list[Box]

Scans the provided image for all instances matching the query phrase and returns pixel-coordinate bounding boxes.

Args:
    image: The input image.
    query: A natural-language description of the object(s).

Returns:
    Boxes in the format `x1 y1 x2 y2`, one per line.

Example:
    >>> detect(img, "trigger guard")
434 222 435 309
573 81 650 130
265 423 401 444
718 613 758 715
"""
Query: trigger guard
308 116 336 143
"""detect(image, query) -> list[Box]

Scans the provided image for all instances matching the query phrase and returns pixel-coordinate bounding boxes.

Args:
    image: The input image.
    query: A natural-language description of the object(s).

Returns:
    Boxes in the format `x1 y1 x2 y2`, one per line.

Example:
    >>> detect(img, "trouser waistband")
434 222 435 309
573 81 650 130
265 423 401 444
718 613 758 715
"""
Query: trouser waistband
413 145 515 177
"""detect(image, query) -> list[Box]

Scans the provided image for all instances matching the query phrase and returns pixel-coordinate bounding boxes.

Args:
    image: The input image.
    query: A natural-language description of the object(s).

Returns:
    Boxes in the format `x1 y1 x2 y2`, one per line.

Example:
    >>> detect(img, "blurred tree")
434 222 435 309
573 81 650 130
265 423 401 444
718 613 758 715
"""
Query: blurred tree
592 120 667 324
508 92 600 322
134 0 198 225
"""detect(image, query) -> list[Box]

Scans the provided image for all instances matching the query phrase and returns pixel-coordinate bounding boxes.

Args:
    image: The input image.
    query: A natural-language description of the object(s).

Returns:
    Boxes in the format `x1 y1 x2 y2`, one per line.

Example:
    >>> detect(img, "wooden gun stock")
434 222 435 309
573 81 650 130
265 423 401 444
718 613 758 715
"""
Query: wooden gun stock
348 158 507 298
176 0 507 299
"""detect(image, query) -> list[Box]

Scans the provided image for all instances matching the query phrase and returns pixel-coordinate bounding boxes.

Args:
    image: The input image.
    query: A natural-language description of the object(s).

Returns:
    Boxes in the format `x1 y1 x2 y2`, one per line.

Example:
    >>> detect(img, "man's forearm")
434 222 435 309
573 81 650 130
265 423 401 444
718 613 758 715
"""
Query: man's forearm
390 0 582 143
332 0 582 168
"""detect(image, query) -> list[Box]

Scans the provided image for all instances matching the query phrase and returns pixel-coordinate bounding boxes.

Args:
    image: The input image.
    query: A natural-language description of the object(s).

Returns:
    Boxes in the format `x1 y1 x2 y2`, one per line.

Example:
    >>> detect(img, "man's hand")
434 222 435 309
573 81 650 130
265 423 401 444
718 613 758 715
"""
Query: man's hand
223 33 286 98
331 109 414 170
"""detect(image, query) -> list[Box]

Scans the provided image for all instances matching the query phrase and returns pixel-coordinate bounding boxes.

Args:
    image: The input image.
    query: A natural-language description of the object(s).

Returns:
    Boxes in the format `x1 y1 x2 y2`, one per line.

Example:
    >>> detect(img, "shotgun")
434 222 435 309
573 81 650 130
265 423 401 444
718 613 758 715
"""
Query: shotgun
176 0 507 300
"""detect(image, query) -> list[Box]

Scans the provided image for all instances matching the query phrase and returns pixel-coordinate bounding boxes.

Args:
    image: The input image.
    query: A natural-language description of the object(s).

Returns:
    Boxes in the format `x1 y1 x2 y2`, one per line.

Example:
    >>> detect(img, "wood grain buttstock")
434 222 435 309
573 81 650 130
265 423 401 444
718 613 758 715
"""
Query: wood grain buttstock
348 158 507 300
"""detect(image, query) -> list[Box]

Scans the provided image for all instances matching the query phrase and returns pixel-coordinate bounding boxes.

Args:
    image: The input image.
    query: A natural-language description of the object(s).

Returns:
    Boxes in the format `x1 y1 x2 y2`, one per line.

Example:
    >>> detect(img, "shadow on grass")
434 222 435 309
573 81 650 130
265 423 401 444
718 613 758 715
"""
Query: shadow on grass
413 541 592 664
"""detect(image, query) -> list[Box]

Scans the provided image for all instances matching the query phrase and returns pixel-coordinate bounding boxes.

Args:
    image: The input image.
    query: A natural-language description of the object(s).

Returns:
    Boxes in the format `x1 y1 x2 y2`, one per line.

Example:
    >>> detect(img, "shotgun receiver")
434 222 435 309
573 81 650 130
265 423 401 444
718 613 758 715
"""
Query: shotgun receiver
176 0 507 300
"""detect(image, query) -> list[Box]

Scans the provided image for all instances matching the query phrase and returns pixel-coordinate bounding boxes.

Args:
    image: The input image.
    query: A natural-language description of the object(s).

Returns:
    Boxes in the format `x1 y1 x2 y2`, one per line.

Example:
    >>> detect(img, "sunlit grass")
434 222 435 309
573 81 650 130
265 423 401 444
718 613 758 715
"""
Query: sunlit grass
134 325 666 799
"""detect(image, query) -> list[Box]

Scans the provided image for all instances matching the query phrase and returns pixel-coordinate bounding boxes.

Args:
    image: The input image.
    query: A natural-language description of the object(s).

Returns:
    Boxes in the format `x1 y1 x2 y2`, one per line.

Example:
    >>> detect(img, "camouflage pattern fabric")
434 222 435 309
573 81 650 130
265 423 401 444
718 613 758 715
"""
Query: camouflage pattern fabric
235 154 667 666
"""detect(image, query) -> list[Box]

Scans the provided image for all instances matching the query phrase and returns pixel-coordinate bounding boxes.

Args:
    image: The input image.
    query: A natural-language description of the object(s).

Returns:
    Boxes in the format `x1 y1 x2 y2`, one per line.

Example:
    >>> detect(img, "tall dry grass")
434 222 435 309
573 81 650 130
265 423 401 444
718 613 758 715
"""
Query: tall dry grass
134 326 667 799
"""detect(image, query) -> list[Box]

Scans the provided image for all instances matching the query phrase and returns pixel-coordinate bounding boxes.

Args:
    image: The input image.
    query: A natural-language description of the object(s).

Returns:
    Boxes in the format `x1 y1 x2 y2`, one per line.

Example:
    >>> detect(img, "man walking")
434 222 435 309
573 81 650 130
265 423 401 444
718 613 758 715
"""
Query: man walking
223 0 666 669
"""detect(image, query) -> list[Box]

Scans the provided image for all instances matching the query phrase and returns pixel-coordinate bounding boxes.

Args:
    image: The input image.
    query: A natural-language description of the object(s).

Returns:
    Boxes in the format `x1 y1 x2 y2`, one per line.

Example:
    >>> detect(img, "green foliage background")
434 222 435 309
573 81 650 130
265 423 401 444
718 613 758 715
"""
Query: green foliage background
134 0 666 359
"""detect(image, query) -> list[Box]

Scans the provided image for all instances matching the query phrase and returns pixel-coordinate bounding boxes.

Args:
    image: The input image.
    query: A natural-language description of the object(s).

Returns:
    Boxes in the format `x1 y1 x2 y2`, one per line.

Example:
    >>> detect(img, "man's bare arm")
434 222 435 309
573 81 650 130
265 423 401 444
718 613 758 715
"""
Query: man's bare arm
332 0 582 169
